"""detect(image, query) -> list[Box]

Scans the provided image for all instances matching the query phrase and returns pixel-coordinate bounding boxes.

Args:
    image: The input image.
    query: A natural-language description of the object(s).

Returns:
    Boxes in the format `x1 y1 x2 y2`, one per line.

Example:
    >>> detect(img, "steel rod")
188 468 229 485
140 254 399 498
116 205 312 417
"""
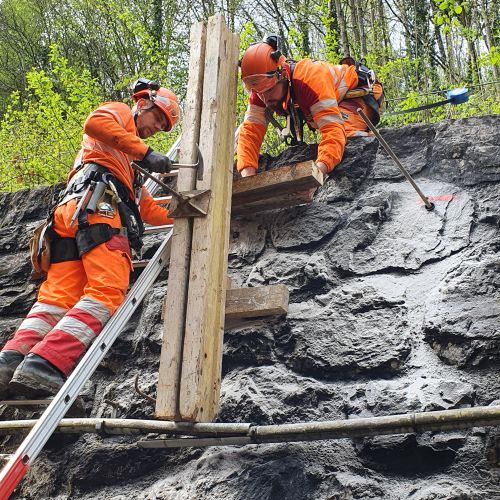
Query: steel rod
356 108 435 211
132 163 185 201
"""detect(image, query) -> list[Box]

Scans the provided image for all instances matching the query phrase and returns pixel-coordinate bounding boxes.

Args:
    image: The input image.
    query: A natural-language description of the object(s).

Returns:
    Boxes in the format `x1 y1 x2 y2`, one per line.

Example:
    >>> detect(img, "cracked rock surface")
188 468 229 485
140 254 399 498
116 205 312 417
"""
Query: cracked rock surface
0 115 499 499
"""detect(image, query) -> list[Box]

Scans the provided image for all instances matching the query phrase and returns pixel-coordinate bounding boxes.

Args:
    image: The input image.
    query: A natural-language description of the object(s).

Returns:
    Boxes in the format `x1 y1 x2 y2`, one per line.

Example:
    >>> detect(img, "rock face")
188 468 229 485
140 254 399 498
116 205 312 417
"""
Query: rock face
1 115 499 499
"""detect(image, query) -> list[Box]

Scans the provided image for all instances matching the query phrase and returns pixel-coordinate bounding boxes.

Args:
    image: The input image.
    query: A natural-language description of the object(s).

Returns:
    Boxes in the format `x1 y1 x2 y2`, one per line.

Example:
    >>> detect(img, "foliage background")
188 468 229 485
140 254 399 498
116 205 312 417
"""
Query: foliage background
0 0 498 190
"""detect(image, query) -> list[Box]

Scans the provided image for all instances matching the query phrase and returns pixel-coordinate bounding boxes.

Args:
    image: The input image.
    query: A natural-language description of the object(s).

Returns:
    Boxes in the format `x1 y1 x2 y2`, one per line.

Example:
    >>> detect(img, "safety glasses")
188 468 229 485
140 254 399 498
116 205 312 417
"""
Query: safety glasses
242 72 278 94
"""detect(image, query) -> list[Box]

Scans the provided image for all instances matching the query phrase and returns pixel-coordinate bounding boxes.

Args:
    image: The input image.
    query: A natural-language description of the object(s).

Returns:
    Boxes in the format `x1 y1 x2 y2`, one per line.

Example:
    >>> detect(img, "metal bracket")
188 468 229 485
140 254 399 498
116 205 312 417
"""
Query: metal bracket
167 189 211 218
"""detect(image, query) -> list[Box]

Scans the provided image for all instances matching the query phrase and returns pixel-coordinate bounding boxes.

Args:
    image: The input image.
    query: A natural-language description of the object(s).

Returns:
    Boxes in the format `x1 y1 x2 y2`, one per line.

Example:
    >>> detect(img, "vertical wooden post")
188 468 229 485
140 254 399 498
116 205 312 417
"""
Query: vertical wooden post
155 22 207 420
179 17 239 422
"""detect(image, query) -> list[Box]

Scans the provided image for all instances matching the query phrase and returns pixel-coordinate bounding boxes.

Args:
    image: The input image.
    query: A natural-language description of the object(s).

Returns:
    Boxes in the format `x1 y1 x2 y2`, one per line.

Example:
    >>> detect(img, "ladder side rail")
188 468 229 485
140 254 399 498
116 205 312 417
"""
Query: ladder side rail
0 231 172 498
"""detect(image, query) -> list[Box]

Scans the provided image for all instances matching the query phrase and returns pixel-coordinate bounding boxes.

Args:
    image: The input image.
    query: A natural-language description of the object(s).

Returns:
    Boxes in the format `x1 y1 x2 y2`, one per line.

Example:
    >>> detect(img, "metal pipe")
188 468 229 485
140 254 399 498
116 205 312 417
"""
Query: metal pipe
253 406 500 443
1 407 498 445
0 419 252 436
356 108 435 211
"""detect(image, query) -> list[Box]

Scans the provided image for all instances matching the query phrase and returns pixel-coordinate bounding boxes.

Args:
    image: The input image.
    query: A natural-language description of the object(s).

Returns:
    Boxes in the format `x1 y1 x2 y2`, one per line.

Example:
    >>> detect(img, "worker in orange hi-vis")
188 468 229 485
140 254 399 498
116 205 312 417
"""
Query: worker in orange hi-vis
0 78 179 399
236 36 384 177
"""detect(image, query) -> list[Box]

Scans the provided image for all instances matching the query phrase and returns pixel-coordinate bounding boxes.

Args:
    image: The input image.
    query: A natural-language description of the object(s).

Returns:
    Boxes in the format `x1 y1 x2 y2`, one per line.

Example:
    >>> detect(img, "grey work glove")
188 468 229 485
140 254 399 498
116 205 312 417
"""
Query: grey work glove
136 148 172 174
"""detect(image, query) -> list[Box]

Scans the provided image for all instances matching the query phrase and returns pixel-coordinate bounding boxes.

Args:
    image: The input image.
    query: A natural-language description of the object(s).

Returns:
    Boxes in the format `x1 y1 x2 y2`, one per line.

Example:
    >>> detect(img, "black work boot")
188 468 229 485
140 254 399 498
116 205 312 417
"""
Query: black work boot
9 353 66 398
0 350 24 397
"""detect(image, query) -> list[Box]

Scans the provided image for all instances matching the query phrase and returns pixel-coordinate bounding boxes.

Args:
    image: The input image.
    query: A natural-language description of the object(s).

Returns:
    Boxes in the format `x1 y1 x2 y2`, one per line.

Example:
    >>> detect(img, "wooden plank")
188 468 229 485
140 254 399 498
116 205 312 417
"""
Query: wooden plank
225 285 289 320
155 21 207 420
179 17 239 422
231 190 314 216
232 161 323 208
161 285 288 323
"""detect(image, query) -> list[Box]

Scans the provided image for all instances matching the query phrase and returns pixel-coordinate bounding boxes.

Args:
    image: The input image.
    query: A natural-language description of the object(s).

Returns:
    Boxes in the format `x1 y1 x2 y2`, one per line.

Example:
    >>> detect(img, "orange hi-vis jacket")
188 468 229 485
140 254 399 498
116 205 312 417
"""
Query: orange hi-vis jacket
237 59 358 173
72 102 171 227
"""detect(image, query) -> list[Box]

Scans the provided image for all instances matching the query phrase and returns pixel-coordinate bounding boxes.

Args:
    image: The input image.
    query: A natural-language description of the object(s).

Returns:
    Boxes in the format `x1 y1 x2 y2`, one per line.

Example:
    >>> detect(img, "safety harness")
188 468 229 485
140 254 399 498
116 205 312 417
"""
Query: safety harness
34 164 145 273
267 59 384 145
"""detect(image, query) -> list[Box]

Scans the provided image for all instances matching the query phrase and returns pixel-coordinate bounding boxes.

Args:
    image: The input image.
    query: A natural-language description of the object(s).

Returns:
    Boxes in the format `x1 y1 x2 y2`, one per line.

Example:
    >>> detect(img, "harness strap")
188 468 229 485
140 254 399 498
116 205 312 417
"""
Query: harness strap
50 237 79 263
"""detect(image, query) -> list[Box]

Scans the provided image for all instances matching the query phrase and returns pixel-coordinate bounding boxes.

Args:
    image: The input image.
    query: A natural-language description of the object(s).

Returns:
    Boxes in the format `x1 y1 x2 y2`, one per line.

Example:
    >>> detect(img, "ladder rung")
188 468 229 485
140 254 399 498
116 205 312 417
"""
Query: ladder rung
0 399 52 406
143 224 173 235
132 259 150 269
154 196 173 204
159 170 179 177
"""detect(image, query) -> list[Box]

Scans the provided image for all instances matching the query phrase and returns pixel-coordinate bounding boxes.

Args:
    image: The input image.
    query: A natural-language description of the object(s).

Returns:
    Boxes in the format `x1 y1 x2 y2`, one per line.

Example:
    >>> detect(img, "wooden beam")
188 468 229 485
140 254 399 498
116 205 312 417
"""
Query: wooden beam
232 161 323 210
225 285 289 320
179 17 239 422
163 285 289 324
231 190 314 216
155 21 206 420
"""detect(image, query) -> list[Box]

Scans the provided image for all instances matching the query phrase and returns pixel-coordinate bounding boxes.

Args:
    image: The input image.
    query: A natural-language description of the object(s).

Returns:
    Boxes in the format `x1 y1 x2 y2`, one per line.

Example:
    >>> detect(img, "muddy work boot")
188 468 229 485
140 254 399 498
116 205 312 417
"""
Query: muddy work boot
0 350 24 397
9 353 66 398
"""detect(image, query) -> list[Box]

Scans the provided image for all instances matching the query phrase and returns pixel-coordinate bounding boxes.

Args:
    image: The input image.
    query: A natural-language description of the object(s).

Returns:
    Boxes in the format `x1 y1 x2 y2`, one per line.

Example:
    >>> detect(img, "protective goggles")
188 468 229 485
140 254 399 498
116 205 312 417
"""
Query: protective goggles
242 72 278 94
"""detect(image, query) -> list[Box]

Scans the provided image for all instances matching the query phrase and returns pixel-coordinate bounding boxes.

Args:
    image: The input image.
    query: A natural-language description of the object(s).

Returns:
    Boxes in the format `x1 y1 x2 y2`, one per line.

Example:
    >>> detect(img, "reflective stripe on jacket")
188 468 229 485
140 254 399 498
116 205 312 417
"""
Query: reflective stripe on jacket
236 59 358 173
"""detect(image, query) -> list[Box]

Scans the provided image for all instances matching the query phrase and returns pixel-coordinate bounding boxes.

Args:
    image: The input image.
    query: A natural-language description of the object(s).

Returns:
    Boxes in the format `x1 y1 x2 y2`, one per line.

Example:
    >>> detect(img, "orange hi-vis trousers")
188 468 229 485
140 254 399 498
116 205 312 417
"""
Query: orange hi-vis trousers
4 198 132 375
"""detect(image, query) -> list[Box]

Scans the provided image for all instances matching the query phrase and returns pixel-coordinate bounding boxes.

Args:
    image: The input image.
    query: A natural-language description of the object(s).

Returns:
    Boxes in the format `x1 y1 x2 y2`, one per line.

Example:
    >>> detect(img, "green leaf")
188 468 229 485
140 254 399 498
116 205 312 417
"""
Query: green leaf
439 1 448 10
454 5 463 13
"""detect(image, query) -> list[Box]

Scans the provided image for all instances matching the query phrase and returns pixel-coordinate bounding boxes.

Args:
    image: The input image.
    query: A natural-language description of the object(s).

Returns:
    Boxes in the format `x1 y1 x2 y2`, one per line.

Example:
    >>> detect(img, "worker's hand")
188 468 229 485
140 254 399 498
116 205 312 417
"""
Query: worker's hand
315 161 329 175
137 149 172 174
240 166 257 177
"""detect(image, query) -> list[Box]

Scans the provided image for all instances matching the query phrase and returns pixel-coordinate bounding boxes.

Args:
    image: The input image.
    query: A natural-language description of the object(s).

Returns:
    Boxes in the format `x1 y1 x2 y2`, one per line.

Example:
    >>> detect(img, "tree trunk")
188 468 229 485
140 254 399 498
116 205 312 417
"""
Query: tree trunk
479 0 500 82
349 0 361 57
377 0 389 63
334 0 350 57
356 0 367 57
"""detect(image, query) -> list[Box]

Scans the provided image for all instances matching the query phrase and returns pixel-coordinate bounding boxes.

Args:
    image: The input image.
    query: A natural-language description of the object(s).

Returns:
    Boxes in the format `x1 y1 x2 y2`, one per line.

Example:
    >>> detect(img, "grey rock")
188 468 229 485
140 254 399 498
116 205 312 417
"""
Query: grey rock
429 115 500 186
405 480 485 500
316 135 378 203
327 181 473 274
369 123 436 180
423 239 500 367
229 217 267 266
1 116 499 499
219 365 344 424
246 251 334 300
279 286 410 378
270 202 343 249
346 377 476 417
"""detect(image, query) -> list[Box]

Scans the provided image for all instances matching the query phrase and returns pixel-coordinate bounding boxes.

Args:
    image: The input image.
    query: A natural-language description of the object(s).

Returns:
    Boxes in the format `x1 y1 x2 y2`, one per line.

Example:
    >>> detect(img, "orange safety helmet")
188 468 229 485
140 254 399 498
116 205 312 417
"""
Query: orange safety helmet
240 36 287 93
132 79 180 132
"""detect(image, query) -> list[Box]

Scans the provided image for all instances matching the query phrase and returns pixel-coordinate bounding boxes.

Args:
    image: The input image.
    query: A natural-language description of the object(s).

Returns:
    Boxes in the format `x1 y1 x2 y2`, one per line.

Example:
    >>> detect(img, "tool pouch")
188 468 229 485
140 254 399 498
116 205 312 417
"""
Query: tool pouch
116 200 143 253
29 220 52 280
76 223 120 257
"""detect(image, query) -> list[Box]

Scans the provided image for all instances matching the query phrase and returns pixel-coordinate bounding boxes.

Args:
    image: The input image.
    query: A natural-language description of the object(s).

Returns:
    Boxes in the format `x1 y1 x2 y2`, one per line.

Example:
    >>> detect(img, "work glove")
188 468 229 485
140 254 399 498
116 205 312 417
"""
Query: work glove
137 148 172 174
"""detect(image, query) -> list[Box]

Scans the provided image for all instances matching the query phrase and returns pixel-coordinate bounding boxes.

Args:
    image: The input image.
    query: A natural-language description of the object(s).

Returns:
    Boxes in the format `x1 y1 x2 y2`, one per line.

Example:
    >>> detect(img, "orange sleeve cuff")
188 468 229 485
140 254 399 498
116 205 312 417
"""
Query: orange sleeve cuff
236 122 266 172
139 187 174 226
317 122 347 172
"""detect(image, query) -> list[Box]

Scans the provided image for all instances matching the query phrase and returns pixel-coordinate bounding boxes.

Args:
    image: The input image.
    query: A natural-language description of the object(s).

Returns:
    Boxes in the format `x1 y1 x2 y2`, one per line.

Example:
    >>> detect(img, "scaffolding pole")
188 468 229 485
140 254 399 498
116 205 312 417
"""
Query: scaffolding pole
0 406 498 449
